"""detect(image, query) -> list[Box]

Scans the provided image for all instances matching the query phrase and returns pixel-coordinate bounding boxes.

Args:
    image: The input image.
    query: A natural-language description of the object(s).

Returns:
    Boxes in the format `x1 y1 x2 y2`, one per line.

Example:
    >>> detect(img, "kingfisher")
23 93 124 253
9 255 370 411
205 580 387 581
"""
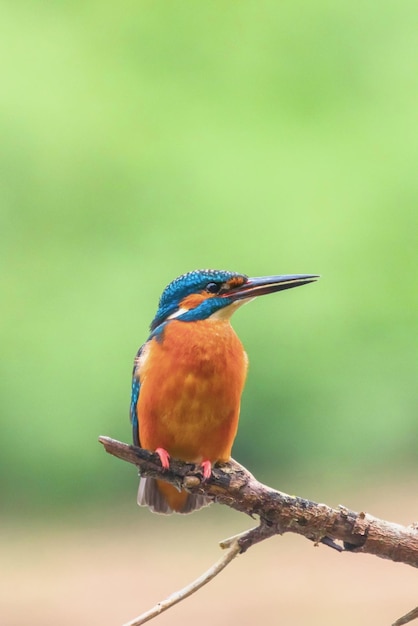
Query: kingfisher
130 269 318 514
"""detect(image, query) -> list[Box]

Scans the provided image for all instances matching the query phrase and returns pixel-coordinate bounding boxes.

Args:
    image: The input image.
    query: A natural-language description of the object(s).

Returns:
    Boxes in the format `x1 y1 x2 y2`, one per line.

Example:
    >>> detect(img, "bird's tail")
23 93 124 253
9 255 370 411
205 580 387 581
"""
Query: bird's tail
137 477 212 514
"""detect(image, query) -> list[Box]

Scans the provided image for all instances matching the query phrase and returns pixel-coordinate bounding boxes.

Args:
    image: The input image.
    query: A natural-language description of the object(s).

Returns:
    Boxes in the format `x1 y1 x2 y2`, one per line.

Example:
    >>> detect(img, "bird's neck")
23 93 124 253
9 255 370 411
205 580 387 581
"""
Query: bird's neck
160 318 245 363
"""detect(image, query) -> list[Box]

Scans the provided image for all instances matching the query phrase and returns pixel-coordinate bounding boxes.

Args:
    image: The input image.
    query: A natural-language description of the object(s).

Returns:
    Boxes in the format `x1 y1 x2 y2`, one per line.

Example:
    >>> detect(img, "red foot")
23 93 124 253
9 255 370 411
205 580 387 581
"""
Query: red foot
200 459 212 481
155 447 170 469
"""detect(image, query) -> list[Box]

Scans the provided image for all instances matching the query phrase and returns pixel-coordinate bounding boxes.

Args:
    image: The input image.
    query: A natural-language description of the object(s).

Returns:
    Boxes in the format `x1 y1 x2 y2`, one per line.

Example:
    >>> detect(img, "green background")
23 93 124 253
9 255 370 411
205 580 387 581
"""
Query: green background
1 1 417 517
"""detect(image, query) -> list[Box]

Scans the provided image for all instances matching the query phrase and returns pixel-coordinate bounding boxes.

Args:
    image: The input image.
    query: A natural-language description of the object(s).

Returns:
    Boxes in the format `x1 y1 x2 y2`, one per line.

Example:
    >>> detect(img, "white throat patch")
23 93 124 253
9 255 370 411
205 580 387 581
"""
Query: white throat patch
209 297 254 321
167 307 189 320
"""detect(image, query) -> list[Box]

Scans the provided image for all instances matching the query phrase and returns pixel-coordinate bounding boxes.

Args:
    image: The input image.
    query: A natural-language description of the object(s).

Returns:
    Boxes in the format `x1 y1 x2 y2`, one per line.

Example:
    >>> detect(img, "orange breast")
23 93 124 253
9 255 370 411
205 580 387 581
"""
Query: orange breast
136 319 248 463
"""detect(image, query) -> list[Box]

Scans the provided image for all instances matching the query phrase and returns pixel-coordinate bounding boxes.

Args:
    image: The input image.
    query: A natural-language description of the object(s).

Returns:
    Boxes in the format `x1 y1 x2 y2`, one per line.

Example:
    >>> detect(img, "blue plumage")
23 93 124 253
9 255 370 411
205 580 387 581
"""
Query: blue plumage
130 347 142 446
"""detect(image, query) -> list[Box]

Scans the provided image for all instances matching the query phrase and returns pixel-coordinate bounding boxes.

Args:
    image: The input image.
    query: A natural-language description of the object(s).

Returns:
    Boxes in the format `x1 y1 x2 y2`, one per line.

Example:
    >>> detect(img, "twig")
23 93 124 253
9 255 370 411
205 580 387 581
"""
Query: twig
123 524 277 626
123 531 250 626
393 607 418 626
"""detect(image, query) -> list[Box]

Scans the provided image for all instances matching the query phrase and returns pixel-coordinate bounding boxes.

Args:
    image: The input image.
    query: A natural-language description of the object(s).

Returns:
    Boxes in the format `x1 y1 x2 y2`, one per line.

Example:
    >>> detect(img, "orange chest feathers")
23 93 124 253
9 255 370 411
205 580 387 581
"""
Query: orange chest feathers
135 319 248 462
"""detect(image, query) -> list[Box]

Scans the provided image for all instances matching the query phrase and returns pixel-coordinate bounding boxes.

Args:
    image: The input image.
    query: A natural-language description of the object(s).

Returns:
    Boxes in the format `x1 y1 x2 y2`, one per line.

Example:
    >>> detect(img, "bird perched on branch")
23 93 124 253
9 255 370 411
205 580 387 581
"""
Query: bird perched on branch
131 269 318 514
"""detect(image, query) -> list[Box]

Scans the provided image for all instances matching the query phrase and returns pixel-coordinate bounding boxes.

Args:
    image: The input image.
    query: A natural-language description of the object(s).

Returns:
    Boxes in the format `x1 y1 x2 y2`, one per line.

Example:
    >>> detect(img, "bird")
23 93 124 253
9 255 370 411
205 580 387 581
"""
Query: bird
130 269 318 514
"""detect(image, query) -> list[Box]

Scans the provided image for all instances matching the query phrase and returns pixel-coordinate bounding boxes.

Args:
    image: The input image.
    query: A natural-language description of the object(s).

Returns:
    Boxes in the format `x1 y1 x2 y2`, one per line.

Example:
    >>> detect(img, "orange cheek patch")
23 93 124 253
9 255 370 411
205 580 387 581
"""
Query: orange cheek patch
226 276 246 289
180 292 211 309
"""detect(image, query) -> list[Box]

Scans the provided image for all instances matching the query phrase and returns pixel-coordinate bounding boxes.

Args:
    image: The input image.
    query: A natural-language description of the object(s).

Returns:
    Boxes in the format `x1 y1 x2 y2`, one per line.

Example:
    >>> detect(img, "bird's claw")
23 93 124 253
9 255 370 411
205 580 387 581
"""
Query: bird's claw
200 459 212 481
155 447 170 469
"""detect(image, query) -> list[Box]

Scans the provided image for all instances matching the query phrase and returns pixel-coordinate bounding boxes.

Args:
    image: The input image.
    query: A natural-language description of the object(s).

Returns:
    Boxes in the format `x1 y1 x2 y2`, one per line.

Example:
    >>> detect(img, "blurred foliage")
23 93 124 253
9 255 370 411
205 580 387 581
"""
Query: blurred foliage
0 0 417 513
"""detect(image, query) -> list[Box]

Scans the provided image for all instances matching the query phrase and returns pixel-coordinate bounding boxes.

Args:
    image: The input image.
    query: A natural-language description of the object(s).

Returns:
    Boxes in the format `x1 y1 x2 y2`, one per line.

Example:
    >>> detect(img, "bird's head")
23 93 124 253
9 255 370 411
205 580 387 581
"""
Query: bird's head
150 269 319 332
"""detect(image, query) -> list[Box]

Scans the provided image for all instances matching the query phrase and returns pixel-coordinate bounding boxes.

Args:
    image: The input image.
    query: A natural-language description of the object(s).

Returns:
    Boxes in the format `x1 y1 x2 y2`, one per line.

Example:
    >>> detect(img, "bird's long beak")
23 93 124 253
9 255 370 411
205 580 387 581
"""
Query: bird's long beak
223 274 319 300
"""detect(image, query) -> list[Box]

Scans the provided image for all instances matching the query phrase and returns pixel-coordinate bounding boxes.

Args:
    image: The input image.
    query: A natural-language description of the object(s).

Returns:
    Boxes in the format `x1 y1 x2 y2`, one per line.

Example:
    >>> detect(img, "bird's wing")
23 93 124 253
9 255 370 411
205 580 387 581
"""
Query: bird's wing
130 343 144 447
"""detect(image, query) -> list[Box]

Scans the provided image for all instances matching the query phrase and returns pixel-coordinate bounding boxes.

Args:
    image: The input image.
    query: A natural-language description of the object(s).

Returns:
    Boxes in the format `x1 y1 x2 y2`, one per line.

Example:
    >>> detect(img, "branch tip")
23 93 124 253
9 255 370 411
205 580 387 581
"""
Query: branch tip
392 606 418 626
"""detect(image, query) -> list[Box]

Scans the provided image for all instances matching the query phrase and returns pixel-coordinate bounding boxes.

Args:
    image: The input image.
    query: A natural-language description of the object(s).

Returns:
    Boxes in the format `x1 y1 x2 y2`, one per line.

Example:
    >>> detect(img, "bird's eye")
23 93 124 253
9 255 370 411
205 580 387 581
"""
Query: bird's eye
206 282 221 294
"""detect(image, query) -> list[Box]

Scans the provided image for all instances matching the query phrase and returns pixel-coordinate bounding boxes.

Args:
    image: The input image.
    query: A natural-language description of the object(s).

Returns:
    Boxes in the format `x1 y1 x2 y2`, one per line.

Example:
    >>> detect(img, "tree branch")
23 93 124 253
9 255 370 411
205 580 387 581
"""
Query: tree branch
99 436 418 624
99 435 418 565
